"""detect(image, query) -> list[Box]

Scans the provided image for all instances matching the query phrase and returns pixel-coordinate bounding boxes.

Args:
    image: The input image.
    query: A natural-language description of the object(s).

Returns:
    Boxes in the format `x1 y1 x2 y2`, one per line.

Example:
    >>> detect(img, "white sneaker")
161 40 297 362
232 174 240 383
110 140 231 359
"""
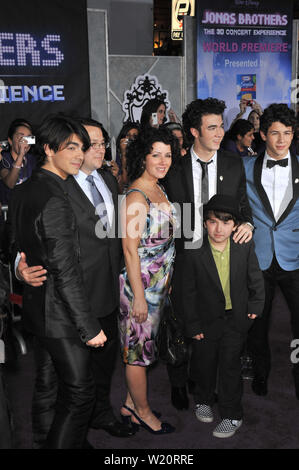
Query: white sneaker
195 404 214 423
213 419 243 438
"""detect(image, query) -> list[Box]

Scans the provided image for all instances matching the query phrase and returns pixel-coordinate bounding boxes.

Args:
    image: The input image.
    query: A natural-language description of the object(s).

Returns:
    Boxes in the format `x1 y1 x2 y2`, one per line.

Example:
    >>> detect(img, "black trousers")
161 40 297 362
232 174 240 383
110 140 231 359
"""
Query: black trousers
32 311 118 449
190 316 246 420
247 255 299 384
0 366 13 449
33 335 95 449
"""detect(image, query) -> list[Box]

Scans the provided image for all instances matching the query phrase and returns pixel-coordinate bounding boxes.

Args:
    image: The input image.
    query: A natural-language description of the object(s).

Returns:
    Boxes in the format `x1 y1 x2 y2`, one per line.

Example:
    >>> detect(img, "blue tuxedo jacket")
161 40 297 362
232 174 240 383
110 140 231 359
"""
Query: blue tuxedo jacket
243 152 299 271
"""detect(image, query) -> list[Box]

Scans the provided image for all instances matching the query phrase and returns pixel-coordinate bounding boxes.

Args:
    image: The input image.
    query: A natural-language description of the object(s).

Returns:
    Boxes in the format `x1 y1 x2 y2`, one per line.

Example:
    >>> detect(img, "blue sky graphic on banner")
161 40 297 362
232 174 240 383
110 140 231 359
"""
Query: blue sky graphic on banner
196 0 293 128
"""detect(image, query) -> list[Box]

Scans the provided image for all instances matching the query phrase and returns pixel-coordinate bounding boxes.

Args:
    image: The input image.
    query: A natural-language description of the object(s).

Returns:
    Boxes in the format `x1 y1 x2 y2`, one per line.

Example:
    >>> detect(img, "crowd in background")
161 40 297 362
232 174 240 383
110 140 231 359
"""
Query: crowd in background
1 98 299 209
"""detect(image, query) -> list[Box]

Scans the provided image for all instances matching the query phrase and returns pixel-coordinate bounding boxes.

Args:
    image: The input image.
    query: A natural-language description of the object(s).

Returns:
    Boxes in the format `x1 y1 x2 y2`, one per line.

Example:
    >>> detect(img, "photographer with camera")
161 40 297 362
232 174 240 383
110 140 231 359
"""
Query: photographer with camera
140 98 167 130
230 99 265 155
0 119 36 206
115 121 140 192
231 98 263 127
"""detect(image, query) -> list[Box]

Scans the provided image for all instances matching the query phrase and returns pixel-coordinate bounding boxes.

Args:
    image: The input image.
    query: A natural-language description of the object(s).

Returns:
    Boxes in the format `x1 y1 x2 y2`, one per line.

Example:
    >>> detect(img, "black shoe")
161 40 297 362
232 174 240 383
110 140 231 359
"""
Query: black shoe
120 414 140 433
124 406 175 435
93 419 135 437
171 386 189 410
252 377 268 396
120 404 161 432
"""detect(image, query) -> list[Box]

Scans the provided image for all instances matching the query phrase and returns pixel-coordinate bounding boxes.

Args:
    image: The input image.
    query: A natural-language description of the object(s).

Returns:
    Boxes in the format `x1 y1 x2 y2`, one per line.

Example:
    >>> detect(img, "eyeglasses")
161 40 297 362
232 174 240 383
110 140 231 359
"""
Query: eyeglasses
90 142 110 150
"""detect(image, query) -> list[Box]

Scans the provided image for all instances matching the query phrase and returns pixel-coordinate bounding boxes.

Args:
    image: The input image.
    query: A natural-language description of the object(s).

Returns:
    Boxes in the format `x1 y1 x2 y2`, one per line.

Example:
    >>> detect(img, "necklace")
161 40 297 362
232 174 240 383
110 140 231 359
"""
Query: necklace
141 183 164 201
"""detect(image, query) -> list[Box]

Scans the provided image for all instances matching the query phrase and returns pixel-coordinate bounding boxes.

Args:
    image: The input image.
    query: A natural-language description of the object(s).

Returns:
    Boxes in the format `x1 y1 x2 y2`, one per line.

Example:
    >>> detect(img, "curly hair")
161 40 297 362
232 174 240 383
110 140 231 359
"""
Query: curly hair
140 98 167 130
126 127 180 183
228 119 254 141
260 103 296 135
182 98 226 145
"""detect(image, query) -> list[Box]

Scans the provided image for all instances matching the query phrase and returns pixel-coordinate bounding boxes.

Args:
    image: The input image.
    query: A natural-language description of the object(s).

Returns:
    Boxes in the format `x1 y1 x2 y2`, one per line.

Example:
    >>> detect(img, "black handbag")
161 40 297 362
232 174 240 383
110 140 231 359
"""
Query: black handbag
156 295 188 366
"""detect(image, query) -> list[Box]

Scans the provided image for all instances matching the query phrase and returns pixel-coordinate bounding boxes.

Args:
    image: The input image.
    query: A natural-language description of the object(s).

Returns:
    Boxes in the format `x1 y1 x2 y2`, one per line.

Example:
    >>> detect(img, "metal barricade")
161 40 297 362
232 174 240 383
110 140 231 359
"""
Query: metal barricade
0 204 27 361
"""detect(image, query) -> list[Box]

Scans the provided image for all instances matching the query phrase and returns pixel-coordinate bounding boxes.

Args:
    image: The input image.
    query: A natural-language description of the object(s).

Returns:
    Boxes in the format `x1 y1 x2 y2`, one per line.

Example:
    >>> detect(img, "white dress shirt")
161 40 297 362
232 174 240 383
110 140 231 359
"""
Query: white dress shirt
191 146 217 243
261 151 292 221
74 169 114 227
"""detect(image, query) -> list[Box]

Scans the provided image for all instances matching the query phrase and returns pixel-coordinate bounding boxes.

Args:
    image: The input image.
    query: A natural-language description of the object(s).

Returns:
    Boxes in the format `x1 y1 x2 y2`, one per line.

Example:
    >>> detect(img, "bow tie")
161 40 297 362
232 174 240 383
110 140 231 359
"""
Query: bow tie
266 158 288 169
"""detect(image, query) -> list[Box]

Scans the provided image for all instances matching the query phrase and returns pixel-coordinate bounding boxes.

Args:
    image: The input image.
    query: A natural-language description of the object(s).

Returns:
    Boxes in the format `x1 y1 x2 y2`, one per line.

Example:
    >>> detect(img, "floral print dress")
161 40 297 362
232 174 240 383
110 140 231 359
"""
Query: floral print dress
119 188 177 366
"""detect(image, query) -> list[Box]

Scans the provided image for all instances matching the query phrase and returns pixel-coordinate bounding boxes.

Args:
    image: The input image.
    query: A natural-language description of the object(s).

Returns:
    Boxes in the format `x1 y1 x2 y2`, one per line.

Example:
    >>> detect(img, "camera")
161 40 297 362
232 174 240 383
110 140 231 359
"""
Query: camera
23 135 35 145
246 100 253 107
0 140 9 151
151 113 158 126
125 136 137 144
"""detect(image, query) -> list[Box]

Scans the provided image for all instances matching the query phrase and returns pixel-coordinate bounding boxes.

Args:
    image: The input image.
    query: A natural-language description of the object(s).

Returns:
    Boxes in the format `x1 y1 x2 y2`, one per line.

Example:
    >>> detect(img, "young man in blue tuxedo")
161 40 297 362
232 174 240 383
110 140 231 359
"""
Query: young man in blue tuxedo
243 103 299 398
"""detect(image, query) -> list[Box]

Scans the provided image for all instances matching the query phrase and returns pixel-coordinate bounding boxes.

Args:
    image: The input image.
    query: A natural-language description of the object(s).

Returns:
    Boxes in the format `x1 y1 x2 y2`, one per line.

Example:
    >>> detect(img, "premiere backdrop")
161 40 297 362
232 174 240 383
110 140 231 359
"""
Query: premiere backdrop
196 0 293 128
0 0 91 138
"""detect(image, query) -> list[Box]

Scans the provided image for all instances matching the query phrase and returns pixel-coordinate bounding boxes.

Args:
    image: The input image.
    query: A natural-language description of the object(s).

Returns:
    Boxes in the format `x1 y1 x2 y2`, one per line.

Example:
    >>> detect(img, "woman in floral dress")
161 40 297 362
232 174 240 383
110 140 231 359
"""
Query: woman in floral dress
119 127 179 434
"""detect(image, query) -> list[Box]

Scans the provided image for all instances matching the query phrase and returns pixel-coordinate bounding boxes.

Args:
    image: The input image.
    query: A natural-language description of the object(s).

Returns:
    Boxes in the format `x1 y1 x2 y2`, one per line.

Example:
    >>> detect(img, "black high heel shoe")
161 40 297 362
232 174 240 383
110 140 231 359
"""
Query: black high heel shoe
120 414 140 433
123 405 175 435
121 404 161 425
120 405 140 433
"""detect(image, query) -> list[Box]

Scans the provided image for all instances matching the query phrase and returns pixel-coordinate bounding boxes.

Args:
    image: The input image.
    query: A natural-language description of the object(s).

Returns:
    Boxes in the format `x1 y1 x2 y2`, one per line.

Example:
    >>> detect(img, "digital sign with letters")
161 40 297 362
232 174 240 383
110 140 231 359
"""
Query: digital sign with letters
0 0 91 138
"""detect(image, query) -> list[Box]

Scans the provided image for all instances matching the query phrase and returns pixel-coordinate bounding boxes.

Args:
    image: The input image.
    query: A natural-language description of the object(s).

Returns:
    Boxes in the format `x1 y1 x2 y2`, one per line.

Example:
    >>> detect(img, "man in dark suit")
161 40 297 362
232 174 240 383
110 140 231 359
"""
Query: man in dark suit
16 118 132 445
182 195 264 437
243 103 299 398
9 115 106 449
65 118 129 437
163 98 254 410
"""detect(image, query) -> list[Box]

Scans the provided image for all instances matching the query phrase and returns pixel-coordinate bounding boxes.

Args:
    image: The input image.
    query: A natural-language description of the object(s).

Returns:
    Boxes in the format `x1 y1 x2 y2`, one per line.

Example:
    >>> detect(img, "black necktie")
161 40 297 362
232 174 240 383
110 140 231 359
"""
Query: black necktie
198 159 213 204
86 175 109 230
266 158 288 169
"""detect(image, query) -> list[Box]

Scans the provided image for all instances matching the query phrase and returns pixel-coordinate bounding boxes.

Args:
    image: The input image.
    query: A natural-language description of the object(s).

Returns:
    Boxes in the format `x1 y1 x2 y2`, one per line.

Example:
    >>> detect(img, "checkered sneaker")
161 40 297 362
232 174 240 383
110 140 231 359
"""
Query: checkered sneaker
213 419 243 438
195 404 214 423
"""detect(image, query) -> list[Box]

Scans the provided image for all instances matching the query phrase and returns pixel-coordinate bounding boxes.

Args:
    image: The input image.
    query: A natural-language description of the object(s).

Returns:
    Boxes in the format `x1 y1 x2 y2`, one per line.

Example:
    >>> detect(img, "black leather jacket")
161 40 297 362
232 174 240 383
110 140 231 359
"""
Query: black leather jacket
8 168 100 342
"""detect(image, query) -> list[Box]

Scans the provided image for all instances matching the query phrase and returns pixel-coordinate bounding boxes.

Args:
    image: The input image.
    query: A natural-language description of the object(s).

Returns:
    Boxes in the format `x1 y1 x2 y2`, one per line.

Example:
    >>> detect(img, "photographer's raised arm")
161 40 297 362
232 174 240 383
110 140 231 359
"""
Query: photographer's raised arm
1 138 30 189
229 99 247 129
